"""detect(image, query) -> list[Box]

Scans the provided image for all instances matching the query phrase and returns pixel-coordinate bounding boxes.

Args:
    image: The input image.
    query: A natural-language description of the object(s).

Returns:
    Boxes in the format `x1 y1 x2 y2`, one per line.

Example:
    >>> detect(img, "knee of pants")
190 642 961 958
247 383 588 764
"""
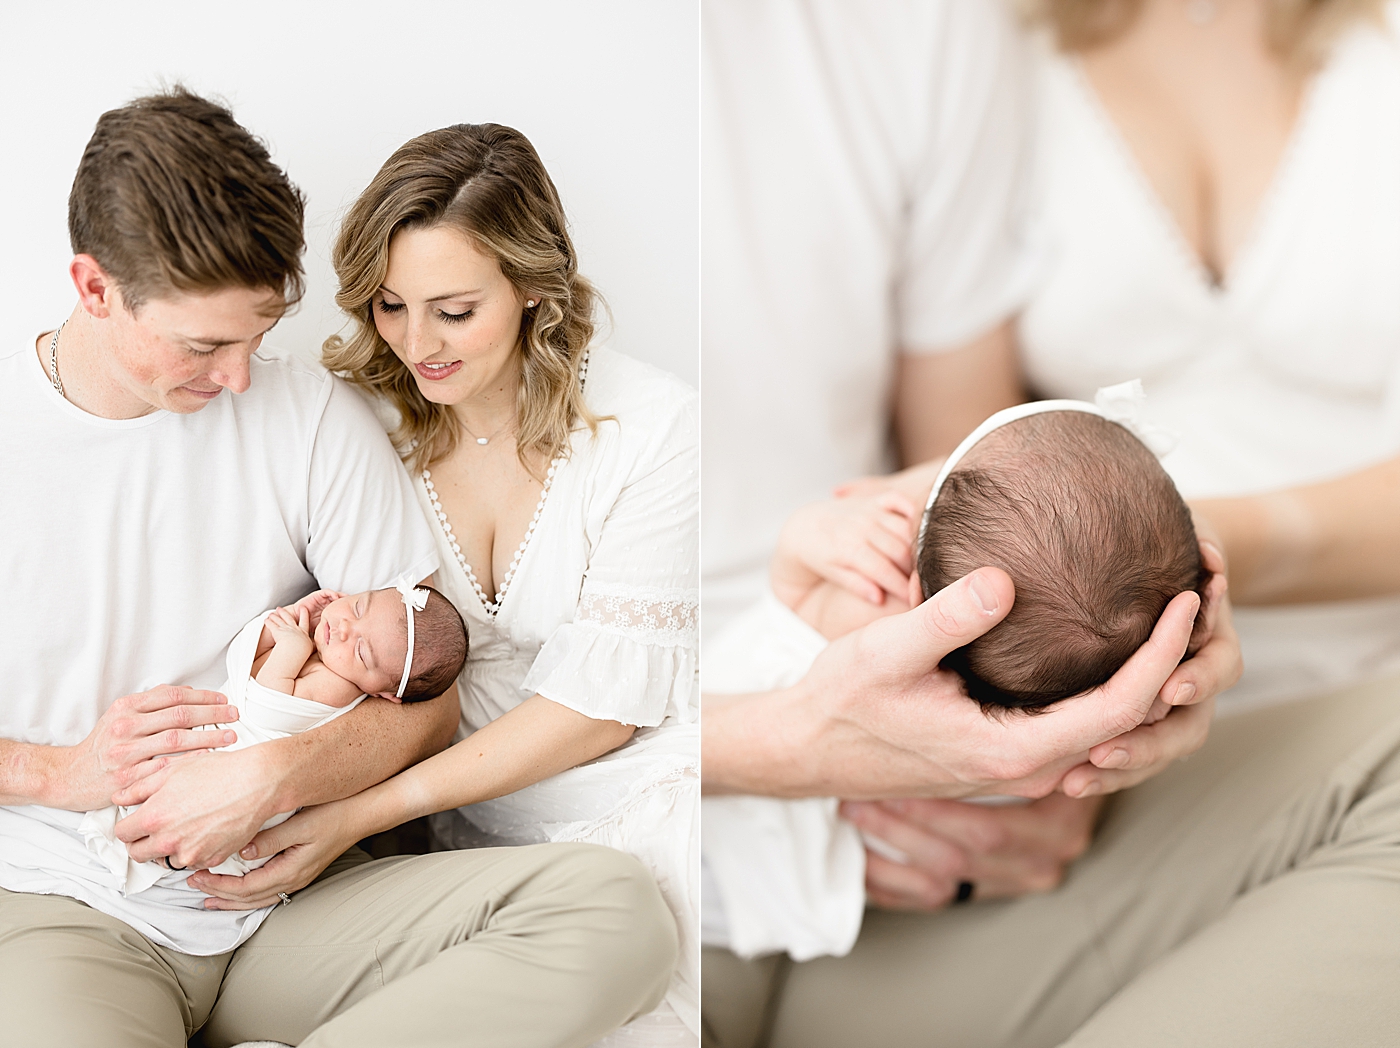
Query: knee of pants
556 843 679 1011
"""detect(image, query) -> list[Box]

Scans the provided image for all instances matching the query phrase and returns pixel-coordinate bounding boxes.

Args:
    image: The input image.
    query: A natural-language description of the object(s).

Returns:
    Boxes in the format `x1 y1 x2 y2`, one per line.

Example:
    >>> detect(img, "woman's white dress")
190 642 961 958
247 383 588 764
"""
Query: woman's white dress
1019 7 1400 710
414 347 699 1045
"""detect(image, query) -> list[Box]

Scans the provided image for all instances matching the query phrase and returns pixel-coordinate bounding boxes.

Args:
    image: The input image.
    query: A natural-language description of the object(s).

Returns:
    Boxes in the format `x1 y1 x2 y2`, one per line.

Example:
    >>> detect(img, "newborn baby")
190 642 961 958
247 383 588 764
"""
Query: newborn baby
703 383 1209 961
919 402 1206 710
82 580 467 896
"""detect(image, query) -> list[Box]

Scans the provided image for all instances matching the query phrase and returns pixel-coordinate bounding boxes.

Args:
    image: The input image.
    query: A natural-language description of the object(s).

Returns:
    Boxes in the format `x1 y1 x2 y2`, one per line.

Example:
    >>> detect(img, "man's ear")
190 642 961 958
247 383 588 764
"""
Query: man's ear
907 569 923 608
70 254 121 319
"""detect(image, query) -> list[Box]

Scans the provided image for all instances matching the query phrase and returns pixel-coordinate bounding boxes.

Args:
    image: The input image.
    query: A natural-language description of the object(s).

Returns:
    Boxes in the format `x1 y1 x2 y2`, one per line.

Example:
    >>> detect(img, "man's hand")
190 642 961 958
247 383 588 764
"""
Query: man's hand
110 746 280 871
36 686 238 811
704 567 1203 799
840 793 1102 910
1059 539 1240 798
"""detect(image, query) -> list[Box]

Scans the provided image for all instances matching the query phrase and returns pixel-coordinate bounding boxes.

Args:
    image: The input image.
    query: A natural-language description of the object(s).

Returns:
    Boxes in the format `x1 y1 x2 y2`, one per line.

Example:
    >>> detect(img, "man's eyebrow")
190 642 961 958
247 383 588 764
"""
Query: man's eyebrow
179 320 280 348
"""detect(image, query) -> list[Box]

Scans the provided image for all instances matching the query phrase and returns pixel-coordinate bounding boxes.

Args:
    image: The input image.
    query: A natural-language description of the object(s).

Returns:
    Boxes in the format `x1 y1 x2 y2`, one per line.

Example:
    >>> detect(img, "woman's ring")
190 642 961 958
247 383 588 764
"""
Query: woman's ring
278 892 293 906
953 880 975 905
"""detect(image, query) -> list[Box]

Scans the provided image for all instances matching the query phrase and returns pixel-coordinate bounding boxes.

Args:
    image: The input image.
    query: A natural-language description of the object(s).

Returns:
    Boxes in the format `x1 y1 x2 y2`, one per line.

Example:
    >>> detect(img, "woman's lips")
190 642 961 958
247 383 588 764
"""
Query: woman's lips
415 360 463 381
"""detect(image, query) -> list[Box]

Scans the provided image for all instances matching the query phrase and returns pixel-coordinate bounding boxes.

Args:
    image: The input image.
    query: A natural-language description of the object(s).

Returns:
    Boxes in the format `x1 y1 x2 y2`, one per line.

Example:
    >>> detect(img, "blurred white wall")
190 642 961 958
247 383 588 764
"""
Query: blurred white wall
0 0 697 385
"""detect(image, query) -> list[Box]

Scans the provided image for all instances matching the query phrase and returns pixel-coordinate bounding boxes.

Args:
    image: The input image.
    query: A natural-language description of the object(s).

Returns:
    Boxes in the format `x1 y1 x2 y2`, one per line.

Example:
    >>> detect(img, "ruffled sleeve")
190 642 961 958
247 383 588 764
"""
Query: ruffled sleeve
521 373 698 726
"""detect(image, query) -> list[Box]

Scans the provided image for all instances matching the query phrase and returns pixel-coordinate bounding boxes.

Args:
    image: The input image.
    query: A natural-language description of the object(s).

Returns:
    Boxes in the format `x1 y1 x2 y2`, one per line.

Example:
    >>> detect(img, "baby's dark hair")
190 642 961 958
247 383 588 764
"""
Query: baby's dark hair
918 411 1205 711
398 586 469 702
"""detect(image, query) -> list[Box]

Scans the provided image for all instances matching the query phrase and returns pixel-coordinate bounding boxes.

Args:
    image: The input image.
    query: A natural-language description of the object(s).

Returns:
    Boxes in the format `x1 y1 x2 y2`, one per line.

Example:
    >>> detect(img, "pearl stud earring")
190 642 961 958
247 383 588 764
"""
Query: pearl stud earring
526 300 537 308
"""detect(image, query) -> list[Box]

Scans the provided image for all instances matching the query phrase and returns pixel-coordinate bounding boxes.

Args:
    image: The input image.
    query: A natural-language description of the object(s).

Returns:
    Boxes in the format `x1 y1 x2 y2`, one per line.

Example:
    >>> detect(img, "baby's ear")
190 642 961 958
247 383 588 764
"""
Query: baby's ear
906 570 923 608
373 692 404 703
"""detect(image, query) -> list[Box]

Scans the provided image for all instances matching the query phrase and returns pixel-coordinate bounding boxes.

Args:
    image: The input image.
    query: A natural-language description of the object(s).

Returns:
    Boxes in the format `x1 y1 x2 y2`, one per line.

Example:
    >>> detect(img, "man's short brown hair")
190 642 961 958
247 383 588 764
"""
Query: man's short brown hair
68 86 306 310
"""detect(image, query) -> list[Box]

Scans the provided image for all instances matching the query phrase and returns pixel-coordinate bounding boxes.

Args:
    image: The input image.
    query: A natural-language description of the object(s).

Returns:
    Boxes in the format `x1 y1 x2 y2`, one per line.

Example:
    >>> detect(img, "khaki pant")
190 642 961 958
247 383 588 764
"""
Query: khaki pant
0 842 676 1047
703 673 1400 1048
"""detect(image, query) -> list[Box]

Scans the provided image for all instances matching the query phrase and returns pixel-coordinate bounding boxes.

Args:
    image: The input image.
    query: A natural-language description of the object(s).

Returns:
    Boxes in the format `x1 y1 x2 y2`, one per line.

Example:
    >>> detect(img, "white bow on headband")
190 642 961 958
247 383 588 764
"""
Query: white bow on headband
916 379 1180 550
395 576 430 699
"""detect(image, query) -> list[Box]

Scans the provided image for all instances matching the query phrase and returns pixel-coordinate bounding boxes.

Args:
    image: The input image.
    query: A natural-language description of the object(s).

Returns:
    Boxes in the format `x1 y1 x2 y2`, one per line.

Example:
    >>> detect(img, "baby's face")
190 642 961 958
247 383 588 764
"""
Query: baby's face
314 589 408 699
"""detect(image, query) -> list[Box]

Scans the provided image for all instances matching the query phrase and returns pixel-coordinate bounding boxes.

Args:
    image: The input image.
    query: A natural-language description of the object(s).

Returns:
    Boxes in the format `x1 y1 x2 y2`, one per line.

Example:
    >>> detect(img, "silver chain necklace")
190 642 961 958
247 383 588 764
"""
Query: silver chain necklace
47 320 68 399
459 415 514 446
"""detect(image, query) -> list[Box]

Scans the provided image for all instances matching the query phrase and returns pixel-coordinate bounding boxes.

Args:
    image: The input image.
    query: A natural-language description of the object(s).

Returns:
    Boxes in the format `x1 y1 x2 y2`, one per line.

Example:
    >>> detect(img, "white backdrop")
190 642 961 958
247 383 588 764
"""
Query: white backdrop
0 0 697 385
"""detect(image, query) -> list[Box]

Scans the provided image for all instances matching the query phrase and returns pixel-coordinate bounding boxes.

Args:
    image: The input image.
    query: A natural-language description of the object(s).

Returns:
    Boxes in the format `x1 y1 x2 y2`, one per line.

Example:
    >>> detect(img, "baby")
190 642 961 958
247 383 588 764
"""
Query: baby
81 579 468 896
919 399 1206 710
703 383 1211 961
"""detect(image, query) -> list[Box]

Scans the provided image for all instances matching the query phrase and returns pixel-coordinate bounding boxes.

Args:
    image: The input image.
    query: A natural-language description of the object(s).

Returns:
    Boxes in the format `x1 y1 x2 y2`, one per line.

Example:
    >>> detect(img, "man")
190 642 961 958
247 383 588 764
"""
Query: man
0 88 674 1047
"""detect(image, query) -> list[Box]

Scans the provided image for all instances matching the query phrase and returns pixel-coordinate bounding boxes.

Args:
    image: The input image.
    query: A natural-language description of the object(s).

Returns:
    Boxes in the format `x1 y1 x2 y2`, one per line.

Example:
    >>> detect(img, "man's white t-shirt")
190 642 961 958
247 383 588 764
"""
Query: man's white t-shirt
701 0 1038 636
0 339 438 955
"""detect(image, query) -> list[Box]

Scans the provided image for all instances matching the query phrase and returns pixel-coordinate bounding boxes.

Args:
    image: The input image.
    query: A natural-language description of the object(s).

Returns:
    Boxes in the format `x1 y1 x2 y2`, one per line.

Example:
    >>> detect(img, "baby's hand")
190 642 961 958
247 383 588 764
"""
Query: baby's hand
266 606 314 647
772 490 921 610
288 589 344 635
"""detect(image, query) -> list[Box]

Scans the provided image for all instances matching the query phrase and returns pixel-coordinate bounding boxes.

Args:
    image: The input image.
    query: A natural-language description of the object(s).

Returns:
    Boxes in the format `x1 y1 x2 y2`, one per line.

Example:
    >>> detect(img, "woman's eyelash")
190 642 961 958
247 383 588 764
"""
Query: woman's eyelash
374 300 474 323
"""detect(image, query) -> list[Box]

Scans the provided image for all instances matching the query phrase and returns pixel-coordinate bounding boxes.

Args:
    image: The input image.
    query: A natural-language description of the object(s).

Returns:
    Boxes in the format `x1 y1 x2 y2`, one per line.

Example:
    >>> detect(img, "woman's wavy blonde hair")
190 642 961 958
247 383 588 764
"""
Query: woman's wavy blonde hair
323 123 601 474
1022 0 1385 66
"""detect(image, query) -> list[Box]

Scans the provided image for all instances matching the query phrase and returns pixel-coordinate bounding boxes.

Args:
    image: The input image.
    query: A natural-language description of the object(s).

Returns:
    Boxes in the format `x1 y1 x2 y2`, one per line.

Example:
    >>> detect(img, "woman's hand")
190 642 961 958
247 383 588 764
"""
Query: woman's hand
839 793 1102 910
771 491 920 609
1059 539 1240 798
188 801 357 910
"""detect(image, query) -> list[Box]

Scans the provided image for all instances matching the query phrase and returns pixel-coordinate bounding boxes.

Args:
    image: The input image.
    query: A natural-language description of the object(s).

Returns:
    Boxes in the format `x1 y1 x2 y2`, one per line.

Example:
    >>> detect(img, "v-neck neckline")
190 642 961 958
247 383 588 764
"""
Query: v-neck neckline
419 350 591 621
422 456 561 620
1068 56 1325 299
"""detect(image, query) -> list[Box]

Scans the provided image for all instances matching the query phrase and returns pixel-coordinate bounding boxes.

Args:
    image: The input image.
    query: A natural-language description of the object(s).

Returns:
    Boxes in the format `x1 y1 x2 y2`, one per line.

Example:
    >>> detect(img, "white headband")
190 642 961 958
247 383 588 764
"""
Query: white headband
394 577 430 699
917 379 1178 553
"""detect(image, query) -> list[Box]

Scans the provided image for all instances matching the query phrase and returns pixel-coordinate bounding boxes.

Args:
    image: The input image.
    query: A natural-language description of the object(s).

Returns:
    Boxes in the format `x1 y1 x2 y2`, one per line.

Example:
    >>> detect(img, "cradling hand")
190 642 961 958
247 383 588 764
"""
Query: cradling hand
1059 539 1240 798
188 802 356 910
841 793 1102 911
790 567 1201 800
46 685 239 811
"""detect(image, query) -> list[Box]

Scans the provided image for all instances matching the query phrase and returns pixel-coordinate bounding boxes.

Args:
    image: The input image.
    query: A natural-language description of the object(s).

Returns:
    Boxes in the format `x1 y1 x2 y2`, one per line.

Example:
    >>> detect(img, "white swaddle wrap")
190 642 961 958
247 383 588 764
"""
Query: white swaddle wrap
700 592 867 961
79 610 366 896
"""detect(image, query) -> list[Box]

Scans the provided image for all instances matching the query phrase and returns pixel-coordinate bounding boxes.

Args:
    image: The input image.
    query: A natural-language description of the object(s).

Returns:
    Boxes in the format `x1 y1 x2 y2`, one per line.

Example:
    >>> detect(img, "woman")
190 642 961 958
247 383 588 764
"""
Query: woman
208 125 698 1045
714 2 1400 1046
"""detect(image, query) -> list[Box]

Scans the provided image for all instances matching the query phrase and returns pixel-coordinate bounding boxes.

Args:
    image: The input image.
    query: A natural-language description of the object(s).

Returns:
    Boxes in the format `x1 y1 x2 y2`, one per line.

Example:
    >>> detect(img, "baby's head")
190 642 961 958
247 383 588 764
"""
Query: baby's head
315 585 468 702
917 409 1205 711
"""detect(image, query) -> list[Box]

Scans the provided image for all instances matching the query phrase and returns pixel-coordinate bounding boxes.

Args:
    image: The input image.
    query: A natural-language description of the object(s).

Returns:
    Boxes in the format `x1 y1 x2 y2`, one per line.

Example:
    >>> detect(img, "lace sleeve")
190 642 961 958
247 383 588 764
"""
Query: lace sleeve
522 388 698 726
578 583 698 646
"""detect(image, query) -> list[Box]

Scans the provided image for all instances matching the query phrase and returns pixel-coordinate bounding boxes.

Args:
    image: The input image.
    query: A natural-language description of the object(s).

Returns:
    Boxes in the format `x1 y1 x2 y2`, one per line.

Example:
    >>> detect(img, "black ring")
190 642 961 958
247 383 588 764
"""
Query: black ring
163 856 187 872
953 880 975 905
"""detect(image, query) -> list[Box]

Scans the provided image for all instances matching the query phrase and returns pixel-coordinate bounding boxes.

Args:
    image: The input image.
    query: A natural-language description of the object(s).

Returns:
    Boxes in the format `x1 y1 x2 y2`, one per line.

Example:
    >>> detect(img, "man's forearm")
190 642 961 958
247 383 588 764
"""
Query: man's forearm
263 688 460 812
0 738 65 806
701 688 819 797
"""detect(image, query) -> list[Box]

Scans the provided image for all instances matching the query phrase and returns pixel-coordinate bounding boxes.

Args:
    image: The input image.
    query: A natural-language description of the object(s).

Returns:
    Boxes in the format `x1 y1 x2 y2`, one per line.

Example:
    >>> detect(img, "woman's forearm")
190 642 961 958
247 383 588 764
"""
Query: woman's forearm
1193 456 1400 605
332 694 636 834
